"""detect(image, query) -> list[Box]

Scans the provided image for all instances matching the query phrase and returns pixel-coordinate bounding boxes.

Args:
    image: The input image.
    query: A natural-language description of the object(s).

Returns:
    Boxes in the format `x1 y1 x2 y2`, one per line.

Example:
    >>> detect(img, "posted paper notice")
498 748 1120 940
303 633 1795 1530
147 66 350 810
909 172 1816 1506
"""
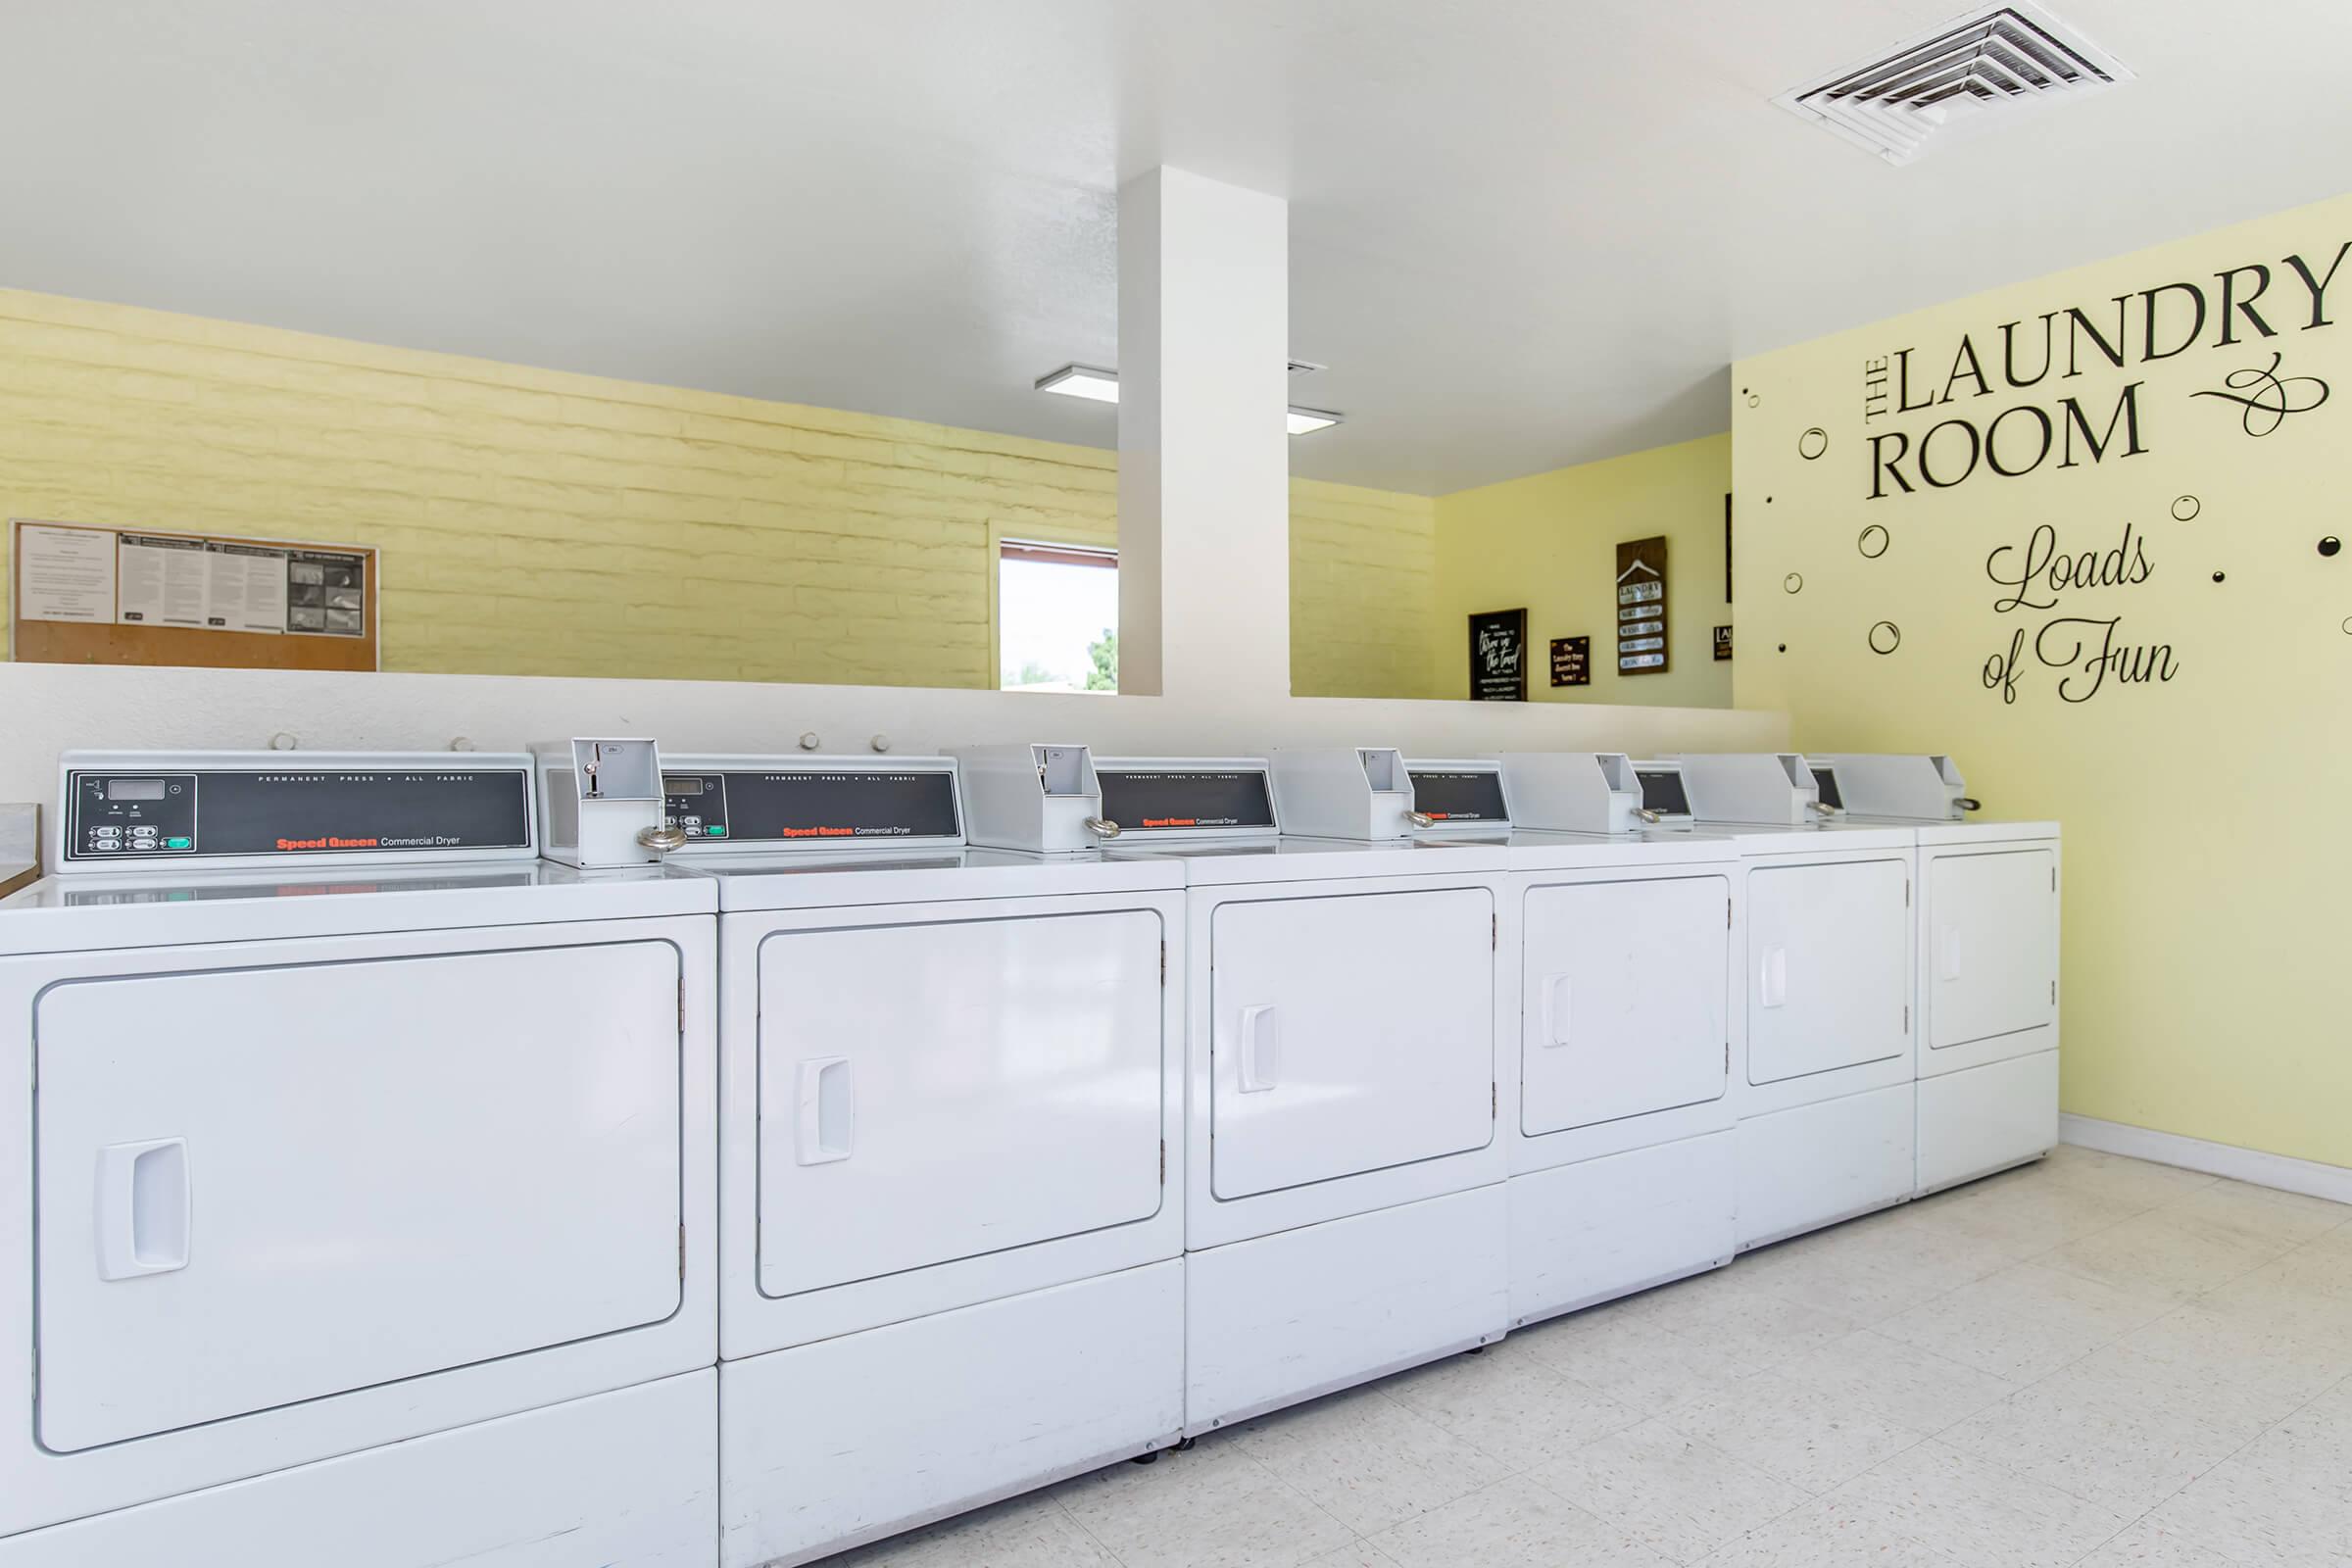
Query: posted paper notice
15 523 117 623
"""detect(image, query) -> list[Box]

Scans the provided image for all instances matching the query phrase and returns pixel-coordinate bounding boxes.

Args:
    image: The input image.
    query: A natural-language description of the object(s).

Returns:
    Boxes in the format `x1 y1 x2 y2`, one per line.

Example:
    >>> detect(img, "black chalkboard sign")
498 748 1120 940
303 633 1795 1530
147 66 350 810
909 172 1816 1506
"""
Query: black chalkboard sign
1550 636 1590 688
1468 608 1527 701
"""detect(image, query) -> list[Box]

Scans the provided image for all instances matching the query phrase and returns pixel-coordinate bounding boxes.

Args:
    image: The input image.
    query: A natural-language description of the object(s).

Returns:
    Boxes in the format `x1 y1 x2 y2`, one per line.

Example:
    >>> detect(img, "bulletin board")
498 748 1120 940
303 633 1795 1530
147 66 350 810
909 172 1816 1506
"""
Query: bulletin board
10 518 378 672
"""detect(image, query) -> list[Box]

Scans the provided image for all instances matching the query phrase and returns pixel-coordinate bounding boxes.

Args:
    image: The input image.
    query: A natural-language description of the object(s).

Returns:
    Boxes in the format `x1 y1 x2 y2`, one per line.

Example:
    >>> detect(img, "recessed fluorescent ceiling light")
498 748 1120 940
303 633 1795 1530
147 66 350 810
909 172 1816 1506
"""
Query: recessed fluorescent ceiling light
1033 364 1121 403
1035 365 1345 435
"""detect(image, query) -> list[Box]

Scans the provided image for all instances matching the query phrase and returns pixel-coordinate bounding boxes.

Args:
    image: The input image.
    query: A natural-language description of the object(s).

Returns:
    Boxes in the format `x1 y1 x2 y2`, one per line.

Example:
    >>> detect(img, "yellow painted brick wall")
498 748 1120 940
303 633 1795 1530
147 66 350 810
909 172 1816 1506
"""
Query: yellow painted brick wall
0 288 1438 690
1288 477 1441 697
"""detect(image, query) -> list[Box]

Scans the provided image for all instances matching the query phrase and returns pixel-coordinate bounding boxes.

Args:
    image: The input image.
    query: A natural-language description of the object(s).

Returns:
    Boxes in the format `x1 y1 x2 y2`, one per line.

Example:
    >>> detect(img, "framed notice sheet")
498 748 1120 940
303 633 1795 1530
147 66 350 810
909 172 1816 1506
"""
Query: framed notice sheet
1467 608 1527 701
11 518 378 671
1550 635 1590 688
1616 535 1668 675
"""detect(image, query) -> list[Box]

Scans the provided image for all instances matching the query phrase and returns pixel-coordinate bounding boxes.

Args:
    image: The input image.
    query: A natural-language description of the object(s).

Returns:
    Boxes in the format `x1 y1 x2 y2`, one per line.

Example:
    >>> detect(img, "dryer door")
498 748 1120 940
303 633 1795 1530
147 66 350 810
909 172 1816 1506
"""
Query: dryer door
755 909 1165 1298
33 941 683 1453
1521 874 1729 1136
1210 887 1494 1200
1928 848 2057 1052
1746 858 1909 1085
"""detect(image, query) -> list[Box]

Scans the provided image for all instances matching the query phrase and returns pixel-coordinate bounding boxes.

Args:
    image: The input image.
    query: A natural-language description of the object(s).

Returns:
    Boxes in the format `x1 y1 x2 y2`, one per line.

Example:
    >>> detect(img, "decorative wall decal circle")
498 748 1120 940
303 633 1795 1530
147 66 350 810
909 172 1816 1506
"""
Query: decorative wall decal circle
1857 524 1889 560
1797 427 1828 461
1868 621 1901 655
2323 537 2342 558
2172 496 2201 522
1745 392 1760 408
2342 617 2352 635
2212 570 2227 582
1783 572 1803 594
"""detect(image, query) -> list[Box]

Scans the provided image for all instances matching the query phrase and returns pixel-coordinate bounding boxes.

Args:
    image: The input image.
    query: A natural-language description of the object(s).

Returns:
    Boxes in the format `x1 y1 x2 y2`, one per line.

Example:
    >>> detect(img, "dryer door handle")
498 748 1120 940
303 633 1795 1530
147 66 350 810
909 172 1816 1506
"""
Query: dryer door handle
97 1137 190 1281
1237 1004 1281 1093
1540 973 1574 1048
796 1056 855 1164
1759 946 1788 1008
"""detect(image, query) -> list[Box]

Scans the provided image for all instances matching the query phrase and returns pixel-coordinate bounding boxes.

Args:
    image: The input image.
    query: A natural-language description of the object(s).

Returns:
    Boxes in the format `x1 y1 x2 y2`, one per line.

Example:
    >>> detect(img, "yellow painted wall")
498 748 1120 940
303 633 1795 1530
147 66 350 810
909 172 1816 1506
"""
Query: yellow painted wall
0 288 1437 696
1735 192 2352 1170
1432 433 1732 706
1291 477 1442 698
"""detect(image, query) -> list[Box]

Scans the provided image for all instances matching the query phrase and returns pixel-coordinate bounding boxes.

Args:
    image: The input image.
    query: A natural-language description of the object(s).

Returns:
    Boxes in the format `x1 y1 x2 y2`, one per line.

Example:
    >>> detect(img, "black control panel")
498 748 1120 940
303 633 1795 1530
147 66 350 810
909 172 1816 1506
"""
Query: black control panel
662 769 962 843
1096 768 1276 832
1635 766 1693 817
1406 768 1509 824
1808 765 1844 810
63 768 533 862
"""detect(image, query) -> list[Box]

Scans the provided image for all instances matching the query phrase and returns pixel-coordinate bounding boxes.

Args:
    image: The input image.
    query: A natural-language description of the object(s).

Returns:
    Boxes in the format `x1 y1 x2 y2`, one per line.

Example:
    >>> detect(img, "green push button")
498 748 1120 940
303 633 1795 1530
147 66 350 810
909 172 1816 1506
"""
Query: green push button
706 825 727 837
165 837 192 849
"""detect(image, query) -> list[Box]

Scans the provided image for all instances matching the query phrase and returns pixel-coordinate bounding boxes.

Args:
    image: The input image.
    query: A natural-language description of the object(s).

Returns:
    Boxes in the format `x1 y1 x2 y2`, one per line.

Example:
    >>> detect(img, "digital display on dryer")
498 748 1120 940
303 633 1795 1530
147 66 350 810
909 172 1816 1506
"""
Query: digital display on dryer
1096 768 1276 831
1406 768 1508 824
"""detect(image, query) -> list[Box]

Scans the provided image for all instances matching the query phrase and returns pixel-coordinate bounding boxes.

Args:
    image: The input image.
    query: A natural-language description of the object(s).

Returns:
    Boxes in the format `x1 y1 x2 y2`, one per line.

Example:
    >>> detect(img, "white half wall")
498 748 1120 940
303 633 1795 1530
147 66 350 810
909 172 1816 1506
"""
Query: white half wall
0 662 1789 809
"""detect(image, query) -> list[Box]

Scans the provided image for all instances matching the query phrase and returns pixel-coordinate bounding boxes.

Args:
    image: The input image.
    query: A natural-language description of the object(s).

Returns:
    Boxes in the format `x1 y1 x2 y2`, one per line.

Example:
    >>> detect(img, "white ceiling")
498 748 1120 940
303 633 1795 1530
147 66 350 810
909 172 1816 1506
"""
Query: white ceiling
5 1 2349 495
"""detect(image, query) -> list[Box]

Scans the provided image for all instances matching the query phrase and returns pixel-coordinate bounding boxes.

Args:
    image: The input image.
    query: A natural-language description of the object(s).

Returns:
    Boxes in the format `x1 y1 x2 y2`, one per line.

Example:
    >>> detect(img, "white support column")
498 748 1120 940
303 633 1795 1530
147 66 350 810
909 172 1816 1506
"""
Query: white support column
1116 167 1291 701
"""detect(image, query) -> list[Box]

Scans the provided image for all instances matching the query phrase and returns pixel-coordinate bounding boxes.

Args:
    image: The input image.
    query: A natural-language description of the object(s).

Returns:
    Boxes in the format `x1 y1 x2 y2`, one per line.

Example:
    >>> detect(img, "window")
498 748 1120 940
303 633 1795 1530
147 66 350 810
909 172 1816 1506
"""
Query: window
998 540 1116 693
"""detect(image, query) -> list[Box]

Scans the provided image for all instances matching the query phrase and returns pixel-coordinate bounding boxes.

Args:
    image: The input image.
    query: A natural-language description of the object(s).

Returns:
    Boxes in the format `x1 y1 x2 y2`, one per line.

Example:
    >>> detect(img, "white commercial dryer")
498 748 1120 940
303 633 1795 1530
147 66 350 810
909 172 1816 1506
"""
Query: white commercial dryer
0 748 716 1568
1092 750 1510 1435
665 749 1185 1568
1808 755 2061 1194
1656 754 1920 1250
1424 754 1744 1327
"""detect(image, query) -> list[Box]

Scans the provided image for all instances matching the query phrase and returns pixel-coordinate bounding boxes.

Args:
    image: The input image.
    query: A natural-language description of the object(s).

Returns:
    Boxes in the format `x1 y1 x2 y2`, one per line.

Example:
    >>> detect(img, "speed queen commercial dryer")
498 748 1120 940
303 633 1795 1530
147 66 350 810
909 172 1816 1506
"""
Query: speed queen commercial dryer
1808 755 2061 1194
1659 753 1920 1250
664 750 1185 1568
1093 749 1511 1435
1448 753 1746 1325
0 749 716 1568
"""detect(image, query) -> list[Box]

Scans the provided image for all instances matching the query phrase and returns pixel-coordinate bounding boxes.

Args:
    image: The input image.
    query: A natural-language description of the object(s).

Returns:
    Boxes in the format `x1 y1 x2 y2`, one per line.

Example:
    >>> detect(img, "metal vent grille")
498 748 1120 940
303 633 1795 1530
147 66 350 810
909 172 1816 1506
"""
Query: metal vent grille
1774 3 2131 166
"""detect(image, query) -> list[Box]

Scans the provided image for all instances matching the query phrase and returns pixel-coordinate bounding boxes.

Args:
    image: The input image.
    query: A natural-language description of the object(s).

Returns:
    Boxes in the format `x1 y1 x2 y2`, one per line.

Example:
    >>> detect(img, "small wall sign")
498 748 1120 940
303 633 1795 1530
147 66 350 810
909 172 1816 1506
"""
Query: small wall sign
1713 624 1733 662
1468 607 1528 701
1616 535 1669 674
1550 635 1591 688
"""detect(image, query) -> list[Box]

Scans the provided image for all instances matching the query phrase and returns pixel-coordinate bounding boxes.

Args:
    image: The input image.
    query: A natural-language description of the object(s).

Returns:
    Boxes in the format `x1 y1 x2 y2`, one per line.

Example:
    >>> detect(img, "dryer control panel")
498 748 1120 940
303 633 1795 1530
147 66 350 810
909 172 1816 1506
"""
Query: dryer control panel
660 757 964 850
1093 760 1277 840
1403 760 1510 828
58 754 538 870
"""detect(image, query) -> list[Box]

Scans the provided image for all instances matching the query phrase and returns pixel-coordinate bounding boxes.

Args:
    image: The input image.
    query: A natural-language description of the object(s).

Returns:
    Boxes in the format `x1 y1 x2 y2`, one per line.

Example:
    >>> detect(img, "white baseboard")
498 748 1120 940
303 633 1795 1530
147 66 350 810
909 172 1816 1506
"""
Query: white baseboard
2060 1113 2352 1207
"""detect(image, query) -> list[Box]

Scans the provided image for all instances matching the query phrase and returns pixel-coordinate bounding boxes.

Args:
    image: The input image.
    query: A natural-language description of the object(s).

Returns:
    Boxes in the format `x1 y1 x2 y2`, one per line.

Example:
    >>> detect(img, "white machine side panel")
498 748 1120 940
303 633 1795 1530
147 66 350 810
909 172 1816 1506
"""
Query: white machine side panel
1927 849 2058 1053
1209 888 1494 1200
1917 1050 2060 1195
1735 1084 1916 1249
1745 858 1910 1086
0 1372 716 1568
755 910 1164 1298
1508 1132 1736 1325
720 1261 1182 1568
35 944 683 1453
1520 875 1729 1137
1185 1183 1507 1432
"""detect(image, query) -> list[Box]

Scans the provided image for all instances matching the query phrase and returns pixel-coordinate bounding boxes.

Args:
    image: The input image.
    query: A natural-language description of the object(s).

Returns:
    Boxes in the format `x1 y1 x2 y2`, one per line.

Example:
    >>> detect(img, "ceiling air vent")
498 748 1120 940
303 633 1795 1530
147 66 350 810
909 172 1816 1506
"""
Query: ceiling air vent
1774 2 2131 166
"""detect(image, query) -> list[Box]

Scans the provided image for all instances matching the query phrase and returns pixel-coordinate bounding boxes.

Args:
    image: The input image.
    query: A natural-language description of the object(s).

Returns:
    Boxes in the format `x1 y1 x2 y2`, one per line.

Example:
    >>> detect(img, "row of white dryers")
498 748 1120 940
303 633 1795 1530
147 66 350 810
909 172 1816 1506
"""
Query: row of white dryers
0 742 2057 1568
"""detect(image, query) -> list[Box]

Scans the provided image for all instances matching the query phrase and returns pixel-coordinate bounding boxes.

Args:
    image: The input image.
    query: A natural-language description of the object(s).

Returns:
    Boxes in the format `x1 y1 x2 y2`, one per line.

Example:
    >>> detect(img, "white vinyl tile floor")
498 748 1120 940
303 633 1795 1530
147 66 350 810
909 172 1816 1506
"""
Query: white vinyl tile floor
816 1147 2352 1567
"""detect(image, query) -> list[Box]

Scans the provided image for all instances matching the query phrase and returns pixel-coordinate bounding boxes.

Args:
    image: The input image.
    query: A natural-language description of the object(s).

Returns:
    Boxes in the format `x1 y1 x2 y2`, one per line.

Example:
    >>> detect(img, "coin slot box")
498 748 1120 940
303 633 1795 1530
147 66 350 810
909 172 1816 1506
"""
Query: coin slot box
1269 747 1418 841
950 743 1116 854
1498 752 1658 835
534 738 675 868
